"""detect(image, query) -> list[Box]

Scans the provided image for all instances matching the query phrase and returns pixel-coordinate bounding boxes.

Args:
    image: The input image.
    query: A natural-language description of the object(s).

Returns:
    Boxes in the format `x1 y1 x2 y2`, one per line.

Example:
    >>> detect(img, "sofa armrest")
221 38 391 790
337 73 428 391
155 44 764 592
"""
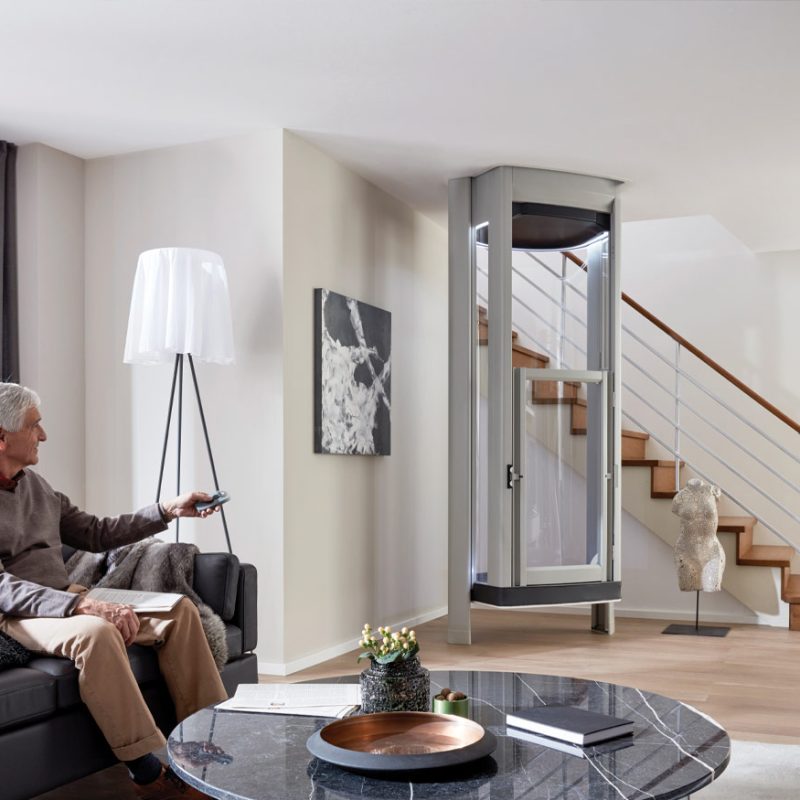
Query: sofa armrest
193 553 240 620
233 563 258 653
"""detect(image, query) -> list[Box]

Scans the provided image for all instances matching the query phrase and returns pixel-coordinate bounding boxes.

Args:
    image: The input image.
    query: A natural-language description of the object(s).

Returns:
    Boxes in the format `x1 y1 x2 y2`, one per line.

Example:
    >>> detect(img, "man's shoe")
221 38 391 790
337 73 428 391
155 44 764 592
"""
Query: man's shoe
132 765 208 799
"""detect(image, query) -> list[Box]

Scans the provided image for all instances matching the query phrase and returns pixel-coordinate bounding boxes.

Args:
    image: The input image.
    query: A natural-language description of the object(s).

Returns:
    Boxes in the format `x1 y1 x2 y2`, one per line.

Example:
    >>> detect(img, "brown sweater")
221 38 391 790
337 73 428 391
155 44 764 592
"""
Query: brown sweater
0 470 167 618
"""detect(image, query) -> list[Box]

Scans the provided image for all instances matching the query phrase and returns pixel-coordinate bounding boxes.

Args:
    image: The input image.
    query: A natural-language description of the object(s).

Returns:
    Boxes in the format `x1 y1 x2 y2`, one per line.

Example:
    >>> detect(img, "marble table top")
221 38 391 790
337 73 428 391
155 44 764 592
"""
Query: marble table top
167 670 730 800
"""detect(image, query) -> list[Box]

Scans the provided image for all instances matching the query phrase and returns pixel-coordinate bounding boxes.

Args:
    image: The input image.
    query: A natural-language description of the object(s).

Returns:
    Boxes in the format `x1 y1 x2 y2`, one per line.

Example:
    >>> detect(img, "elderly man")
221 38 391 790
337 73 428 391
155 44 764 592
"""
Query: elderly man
0 383 226 799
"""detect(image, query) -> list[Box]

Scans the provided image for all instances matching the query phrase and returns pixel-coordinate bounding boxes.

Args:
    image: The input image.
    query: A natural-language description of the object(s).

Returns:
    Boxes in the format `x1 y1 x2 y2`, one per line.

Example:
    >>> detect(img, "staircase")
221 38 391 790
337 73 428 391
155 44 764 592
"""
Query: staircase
478 291 800 630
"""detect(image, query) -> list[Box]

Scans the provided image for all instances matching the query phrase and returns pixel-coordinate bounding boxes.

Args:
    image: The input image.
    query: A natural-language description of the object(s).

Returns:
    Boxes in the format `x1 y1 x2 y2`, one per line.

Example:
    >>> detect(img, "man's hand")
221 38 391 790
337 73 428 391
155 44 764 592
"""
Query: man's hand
160 491 220 521
73 597 140 645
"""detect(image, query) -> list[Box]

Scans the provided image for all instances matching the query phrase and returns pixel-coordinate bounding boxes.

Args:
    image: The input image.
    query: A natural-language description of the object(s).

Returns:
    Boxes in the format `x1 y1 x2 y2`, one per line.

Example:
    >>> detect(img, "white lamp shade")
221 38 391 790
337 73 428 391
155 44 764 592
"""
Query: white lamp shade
124 248 235 365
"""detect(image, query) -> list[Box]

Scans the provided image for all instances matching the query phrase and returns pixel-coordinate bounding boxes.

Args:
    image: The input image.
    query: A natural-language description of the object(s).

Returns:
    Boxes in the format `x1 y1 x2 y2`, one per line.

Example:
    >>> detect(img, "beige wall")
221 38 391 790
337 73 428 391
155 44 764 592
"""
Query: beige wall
80 130 448 671
83 132 286 664
16 143 86 504
281 133 448 669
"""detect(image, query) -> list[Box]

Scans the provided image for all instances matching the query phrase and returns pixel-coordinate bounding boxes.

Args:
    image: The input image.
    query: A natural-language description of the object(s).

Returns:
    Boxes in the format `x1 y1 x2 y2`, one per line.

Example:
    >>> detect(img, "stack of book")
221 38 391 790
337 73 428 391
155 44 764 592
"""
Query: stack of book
506 705 634 758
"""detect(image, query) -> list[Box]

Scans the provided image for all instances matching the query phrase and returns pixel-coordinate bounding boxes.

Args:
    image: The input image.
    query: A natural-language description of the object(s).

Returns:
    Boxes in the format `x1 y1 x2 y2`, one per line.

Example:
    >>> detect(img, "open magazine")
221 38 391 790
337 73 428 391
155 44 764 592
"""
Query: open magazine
84 587 183 613
216 683 361 718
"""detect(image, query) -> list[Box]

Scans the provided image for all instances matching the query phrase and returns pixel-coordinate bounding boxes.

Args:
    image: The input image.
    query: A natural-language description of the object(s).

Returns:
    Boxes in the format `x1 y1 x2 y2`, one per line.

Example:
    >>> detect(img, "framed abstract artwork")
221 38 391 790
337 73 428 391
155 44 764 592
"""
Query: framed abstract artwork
314 288 391 455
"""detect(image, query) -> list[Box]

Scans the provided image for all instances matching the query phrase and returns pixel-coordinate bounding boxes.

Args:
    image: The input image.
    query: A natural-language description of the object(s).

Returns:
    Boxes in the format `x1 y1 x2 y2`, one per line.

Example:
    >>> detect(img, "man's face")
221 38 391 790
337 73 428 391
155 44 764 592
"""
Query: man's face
0 406 47 470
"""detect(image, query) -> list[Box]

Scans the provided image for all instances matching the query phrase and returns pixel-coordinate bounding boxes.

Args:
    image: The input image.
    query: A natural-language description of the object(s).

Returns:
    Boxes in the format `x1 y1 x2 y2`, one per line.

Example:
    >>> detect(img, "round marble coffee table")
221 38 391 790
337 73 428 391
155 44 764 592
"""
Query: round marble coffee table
167 670 730 800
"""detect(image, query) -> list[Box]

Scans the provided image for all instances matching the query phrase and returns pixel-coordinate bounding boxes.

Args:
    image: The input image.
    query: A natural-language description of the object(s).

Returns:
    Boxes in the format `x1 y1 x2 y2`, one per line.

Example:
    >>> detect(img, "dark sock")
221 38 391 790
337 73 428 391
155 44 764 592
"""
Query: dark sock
124 753 163 785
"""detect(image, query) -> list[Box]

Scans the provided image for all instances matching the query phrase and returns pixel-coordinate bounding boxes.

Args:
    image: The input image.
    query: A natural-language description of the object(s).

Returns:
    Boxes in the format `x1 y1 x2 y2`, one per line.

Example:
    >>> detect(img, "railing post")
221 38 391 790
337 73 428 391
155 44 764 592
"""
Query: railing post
559 253 567 368
674 342 681 492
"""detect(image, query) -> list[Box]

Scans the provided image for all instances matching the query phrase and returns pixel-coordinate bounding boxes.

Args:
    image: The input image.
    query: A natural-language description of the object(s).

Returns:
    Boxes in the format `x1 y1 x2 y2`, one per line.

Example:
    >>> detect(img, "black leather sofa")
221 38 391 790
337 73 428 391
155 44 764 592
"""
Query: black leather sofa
0 549 258 800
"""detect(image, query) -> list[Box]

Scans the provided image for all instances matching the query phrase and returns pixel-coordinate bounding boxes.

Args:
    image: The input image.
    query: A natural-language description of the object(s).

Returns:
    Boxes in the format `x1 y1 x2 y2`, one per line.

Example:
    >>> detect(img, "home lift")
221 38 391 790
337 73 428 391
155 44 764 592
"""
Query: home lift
448 167 623 643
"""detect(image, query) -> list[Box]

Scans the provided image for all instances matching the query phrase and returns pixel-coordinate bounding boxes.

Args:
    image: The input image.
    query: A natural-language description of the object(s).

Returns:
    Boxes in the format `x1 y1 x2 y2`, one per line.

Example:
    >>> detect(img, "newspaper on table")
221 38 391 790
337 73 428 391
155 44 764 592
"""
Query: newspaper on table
216 683 361 718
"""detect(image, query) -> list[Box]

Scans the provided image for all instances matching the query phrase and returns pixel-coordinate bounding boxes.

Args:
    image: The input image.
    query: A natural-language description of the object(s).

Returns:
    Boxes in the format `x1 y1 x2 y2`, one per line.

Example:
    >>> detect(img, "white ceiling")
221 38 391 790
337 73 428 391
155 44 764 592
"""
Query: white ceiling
2 0 799 253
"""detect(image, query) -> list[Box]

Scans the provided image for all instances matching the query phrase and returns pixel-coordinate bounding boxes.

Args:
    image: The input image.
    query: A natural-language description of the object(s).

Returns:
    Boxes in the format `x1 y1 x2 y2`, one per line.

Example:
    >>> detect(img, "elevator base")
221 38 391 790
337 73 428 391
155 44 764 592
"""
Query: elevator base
471 581 621 607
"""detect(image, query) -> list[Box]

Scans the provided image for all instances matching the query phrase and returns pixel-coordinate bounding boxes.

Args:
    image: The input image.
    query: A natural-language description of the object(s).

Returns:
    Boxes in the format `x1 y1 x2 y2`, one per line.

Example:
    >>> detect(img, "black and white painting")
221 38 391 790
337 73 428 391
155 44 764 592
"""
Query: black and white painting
314 289 391 455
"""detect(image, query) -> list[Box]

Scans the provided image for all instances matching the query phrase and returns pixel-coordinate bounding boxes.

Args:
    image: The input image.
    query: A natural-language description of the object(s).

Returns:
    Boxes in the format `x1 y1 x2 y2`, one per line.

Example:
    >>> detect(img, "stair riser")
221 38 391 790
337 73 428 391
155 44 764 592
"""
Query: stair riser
571 403 586 430
652 464 681 496
622 435 647 460
477 318 520 343
532 382 578 401
516 352 549 369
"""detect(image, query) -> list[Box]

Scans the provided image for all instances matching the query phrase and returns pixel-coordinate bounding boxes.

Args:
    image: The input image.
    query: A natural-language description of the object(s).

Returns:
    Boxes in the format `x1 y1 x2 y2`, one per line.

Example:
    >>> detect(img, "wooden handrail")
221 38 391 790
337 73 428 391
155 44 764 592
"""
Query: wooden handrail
562 251 800 435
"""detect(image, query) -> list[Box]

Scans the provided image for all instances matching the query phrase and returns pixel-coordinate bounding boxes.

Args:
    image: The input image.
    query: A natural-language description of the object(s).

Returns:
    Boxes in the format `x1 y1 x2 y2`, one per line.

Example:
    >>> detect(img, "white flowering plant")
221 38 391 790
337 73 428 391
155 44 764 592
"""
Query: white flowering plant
357 623 419 664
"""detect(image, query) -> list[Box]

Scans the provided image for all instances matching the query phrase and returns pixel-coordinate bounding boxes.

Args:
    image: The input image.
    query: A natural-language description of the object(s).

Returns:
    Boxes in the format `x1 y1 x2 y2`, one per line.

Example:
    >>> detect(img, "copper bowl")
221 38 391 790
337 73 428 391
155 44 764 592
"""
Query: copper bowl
307 712 496 773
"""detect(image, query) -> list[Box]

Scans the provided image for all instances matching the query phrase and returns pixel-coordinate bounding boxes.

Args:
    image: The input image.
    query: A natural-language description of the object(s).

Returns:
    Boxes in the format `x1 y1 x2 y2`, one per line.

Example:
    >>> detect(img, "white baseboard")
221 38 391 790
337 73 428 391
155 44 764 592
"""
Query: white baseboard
257 606 448 677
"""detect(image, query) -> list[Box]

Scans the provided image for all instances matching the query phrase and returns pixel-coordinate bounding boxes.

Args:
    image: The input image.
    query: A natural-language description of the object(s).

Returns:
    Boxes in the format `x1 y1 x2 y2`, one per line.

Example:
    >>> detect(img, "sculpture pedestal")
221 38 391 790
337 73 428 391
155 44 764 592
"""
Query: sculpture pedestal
662 590 730 637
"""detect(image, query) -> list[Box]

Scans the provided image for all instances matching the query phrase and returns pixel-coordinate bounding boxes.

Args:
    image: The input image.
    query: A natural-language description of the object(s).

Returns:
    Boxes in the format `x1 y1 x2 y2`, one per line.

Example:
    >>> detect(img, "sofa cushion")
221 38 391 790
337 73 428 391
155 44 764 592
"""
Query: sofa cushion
0 632 31 671
27 657 81 709
28 645 163 711
126 645 162 684
234 563 258 653
0 668 57 731
225 624 243 659
193 553 240 620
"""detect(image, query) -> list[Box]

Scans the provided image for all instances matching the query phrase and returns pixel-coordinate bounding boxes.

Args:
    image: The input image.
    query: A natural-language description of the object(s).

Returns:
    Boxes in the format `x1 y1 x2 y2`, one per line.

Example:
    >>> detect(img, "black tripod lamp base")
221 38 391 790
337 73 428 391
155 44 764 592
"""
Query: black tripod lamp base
662 623 730 637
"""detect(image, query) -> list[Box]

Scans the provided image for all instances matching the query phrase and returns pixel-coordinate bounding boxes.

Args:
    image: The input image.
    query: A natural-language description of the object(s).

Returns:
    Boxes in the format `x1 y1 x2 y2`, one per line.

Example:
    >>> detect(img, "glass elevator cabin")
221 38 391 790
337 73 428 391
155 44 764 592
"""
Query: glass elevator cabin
448 167 622 644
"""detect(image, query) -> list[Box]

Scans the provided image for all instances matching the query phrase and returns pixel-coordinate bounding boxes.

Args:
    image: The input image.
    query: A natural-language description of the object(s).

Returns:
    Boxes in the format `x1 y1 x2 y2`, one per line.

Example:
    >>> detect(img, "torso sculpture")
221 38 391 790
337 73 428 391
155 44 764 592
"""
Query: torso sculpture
671 478 725 591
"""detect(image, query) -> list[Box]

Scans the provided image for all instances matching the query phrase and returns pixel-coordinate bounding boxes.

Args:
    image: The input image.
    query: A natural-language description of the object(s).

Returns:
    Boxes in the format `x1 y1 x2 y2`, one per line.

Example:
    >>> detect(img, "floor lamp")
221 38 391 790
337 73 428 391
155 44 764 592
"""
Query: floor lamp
124 247 235 553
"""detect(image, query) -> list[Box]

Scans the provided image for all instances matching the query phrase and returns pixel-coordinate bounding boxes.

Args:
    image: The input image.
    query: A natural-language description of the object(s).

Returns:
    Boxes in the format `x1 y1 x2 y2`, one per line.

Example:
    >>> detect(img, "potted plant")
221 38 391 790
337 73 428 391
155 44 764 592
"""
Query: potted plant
357 624 430 713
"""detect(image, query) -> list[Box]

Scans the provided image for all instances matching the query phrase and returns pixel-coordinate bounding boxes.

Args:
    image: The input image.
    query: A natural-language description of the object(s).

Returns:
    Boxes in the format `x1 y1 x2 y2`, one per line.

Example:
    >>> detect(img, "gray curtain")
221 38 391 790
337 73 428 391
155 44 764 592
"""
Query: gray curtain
0 141 19 383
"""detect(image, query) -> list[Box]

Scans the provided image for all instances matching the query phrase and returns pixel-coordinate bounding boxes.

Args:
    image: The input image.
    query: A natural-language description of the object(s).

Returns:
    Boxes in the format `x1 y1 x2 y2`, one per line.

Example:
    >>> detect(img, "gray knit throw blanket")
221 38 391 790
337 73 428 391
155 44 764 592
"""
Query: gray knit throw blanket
65 538 228 668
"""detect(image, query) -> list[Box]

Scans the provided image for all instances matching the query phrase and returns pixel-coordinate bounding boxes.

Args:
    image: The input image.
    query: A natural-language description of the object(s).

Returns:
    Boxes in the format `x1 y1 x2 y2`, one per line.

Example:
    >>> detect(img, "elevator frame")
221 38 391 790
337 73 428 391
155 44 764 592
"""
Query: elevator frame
448 167 623 644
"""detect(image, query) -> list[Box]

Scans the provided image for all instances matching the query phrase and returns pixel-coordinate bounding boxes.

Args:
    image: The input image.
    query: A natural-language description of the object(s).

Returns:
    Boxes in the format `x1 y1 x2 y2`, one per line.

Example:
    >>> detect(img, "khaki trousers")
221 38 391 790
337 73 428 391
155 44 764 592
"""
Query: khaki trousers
0 595 228 761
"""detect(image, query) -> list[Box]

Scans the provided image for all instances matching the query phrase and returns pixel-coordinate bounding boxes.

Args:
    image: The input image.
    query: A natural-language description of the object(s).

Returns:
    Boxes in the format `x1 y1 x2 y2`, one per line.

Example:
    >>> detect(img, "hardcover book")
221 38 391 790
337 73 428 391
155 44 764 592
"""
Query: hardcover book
506 726 636 757
505 705 634 745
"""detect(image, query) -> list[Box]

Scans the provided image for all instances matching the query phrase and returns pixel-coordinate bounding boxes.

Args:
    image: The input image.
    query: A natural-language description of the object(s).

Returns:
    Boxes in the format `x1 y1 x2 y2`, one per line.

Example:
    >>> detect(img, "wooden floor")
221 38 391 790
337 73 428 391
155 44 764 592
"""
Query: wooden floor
35 610 800 798
284 609 800 744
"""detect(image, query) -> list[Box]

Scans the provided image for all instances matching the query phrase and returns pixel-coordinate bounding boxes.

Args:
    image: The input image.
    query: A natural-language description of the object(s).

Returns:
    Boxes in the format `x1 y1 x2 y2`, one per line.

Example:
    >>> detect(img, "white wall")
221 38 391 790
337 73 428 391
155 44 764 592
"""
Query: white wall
16 131 447 672
81 130 448 672
83 132 286 664
16 143 85 504
622 216 800 561
281 132 448 670
622 216 799 409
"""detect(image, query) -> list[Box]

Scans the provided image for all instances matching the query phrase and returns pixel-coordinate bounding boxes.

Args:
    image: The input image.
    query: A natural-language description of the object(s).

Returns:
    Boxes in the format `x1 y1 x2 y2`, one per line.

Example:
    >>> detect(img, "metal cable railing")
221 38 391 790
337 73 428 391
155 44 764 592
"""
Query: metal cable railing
622 408 796 549
502 249 800 553
623 353 800 496
623 325 800 465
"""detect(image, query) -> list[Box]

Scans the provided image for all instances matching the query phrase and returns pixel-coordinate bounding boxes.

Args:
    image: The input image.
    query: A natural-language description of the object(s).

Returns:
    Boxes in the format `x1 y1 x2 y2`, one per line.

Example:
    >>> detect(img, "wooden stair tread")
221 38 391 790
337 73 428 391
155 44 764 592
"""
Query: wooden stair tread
622 459 682 467
622 429 649 440
738 545 795 568
783 574 800 603
717 516 757 532
533 397 582 405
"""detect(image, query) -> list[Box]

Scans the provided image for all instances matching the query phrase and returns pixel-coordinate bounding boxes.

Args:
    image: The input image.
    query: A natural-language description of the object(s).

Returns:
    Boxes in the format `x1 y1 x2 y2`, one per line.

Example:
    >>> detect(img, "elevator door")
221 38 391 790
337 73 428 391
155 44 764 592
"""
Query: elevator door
513 369 608 586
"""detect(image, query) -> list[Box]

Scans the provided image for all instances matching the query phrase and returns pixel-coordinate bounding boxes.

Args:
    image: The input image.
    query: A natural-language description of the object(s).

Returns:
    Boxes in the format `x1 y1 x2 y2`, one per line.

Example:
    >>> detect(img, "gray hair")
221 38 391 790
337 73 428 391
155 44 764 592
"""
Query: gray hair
0 383 41 432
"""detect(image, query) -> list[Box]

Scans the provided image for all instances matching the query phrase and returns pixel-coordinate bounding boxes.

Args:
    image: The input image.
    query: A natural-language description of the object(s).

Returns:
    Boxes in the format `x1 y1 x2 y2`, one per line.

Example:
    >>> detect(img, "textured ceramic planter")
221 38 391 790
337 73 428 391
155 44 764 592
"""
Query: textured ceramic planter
359 656 431 713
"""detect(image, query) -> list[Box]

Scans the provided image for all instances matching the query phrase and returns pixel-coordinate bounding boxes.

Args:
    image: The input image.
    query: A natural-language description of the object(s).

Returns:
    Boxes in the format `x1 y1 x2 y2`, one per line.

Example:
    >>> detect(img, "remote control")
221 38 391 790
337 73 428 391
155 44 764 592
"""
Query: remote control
195 490 230 512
